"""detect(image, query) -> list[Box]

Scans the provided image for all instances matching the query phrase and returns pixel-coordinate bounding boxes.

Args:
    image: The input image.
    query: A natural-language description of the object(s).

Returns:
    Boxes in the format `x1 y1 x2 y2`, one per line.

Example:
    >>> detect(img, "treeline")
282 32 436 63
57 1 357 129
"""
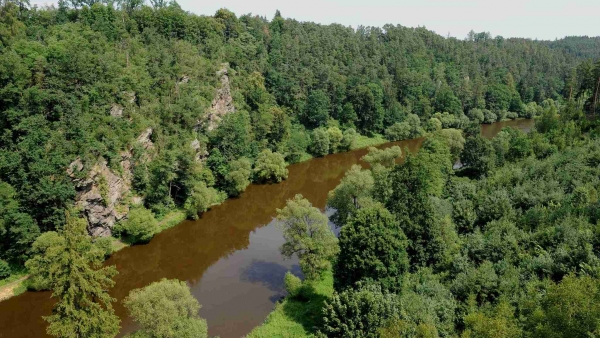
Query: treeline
271 102 600 337
1 0 600 280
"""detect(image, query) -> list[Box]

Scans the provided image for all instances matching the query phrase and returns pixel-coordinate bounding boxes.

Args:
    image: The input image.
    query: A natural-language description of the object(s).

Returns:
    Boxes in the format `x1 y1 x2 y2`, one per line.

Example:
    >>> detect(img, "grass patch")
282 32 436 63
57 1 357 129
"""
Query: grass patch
352 133 389 150
248 269 334 338
0 270 27 289
157 209 186 230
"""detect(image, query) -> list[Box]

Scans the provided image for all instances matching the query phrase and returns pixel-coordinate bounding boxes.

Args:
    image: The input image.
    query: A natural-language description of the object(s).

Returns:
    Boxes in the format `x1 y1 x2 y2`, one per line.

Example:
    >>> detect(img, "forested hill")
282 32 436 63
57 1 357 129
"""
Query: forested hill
0 0 599 272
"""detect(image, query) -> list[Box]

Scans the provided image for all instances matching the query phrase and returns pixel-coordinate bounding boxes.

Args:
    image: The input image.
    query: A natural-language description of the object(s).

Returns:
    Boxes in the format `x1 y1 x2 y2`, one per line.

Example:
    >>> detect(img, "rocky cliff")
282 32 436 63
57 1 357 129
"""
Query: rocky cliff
68 128 153 237
204 64 235 131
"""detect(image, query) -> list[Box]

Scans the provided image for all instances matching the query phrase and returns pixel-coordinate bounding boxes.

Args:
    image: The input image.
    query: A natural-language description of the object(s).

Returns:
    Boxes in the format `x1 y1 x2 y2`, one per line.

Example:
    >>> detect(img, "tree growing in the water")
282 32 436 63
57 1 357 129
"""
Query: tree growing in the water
44 211 120 338
277 194 339 280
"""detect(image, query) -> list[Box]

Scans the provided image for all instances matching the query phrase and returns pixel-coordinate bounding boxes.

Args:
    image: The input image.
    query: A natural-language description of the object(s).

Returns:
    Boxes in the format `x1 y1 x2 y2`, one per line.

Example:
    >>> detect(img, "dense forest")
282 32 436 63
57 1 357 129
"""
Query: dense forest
255 103 600 338
0 0 600 336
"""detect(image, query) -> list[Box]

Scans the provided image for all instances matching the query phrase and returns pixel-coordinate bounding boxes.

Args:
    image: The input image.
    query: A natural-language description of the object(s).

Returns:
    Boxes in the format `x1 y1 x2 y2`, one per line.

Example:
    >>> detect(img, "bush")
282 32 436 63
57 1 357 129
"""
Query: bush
467 108 485 123
311 128 330 156
114 207 160 244
124 278 208 338
284 272 303 298
385 122 410 141
254 149 289 183
94 237 114 258
506 111 519 119
426 117 443 132
340 128 358 151
0 260 10 279
183 182 226 219
225 157 252 196
320 283 399 337
483 109 498 124
25 231 65 290
327 127 343 153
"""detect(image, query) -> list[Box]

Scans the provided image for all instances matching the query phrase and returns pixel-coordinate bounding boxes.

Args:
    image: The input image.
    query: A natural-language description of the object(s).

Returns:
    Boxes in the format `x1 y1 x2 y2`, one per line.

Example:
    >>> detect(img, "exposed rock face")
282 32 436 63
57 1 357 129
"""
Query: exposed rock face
70 159 130 237
110 104 123 118
69 128 154 237
205 64 235 131
191 139 209 162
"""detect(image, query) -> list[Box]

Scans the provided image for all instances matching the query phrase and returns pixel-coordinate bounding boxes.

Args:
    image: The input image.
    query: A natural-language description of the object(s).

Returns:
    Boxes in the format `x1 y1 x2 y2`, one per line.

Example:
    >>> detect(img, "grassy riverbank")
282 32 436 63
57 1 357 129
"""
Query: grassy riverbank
248 270 334 338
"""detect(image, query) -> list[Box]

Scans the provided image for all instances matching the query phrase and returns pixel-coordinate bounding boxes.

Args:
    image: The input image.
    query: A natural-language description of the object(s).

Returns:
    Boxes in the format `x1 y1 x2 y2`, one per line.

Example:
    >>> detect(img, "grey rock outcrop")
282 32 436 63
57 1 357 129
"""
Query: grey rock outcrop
204 64 235 131
110 104 123 118
69 128 154 237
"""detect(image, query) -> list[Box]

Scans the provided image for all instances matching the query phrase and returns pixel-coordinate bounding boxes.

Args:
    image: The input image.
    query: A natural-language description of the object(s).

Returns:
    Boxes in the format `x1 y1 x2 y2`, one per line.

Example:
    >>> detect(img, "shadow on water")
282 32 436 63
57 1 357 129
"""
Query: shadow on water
0 119 534 338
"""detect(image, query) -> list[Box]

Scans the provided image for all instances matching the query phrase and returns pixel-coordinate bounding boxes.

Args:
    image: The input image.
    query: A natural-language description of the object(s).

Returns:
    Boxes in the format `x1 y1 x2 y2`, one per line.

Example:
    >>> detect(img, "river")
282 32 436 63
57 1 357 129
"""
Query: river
0 119 534 338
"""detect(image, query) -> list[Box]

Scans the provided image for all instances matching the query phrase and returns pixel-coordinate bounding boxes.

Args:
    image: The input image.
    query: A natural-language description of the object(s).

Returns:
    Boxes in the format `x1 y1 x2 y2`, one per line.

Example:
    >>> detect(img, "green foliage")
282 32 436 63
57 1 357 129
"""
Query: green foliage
461 136 496 177
277 194 339 280
461 299 522 338
327 127 344 153
310 128 330 157
25 231 65 291
225 157 252 196
286 124 311 163
0 259 10 279
248 269 334 338
43 212 120 338
183 182 226 220
93 237 114 258
254 149 288 183
123 278 208 338
361 146 402 167
327 165 375 227
320 283 399 338
0 181 40 264
114 207 160 244
522 275 600 338
335 204 409 293
304 90 330 128
432 129 465 161
426 117 443 132
385 114 425 141
284 272 303 298
340 128 358 151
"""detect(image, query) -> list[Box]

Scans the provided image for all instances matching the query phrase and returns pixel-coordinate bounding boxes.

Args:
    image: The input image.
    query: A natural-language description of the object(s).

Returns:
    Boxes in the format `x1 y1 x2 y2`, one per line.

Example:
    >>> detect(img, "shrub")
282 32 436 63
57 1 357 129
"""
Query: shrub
340 128 358 151
114 207 160 244
94 237 114 258
183 183 226 219
254 149 288 182
467 108 485 123
225 157 252 196
483 109 498 124
320 283 399 337
385 122 410 141
284 272 303 298
327 127 343 153
311 128 330 156
124 278 208 338
0 260 10 279
25 231 65 290
426 117 443 132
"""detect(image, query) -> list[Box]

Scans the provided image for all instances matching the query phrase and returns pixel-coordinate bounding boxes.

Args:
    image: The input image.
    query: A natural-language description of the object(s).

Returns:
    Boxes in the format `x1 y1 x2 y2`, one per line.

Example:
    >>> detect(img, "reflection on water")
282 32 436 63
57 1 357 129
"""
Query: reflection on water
0 119 534 338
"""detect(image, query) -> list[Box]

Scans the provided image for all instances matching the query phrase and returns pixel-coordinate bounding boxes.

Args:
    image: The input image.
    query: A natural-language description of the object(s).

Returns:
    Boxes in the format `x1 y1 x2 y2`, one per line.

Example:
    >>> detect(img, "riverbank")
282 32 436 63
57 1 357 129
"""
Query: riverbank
0 209 185 303
247 270 334 338
0 119 535 338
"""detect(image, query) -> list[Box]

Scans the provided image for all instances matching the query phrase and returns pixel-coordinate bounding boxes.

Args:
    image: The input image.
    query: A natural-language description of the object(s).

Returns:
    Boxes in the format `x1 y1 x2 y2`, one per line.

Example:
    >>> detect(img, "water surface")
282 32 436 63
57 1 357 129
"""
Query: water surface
0 119 534 338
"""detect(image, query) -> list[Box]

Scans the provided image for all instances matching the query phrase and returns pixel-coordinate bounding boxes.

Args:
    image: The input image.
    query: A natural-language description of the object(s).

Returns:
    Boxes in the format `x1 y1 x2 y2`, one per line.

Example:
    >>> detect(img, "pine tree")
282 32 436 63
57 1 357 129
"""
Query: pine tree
44 211 120 338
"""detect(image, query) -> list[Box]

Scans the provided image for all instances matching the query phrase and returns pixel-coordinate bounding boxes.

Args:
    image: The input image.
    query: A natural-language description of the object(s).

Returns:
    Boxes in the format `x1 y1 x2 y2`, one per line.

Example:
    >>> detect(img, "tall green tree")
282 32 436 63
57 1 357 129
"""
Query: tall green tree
277 194 339 280
43 211 120 338
335 204 409 293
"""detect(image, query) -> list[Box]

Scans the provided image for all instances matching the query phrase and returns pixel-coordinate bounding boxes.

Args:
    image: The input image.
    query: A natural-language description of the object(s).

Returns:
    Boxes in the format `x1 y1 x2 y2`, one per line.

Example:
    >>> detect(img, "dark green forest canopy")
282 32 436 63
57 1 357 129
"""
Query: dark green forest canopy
0 0 599 271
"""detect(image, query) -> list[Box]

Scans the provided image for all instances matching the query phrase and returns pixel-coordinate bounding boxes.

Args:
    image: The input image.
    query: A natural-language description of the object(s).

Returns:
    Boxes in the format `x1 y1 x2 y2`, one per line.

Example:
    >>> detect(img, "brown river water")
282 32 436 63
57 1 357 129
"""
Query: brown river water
0 119 533 338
